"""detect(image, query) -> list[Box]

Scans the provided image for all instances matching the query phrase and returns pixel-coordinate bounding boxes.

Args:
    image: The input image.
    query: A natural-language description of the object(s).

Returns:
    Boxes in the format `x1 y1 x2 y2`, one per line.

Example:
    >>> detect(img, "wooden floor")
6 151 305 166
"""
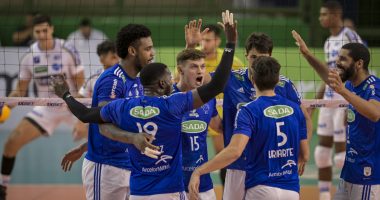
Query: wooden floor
7 184 336 200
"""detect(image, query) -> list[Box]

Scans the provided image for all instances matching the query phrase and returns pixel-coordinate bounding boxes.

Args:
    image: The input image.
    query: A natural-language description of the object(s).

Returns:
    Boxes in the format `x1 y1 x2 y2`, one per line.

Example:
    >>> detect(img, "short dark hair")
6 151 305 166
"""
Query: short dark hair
252 56 281 91
245 33 273 54
79 18 91 27
32 14 52 26
116 24 151 59
203 24 221 37
322 1 343 14
96 40 116 56
342 43 370 71
140 63 168 86
176 48 206 65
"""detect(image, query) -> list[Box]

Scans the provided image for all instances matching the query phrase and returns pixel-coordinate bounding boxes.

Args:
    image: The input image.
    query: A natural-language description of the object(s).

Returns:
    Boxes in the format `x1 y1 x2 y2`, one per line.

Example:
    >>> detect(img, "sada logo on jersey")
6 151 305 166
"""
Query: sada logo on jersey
130 106 160 119
182 120 207 133
264 105 294 119
347 109 355 123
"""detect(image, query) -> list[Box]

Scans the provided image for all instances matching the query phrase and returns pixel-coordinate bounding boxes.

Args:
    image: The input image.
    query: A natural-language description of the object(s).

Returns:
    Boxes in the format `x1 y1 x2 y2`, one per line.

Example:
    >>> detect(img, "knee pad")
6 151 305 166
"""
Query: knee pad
314 146 333 168
334 151 346 169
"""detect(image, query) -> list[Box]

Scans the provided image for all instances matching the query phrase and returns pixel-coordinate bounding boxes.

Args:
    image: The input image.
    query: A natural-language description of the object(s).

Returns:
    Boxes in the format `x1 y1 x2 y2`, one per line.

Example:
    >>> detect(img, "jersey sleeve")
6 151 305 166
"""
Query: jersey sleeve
100 99 125 125
167 91 194 117
298 107 307 140
369 82 380 102
233 106 255 138
96 75 124 103
285 80 302 105
19 54 32 81
63 41 83 68
344 29 362 43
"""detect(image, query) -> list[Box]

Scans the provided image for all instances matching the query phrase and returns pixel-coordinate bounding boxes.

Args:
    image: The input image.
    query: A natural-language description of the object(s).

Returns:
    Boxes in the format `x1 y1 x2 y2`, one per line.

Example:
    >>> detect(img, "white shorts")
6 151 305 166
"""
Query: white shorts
130 191 187 200
223 169 246 200
82 158 131 200
186 188 216 200
26 106 77 136
244 185 299 200
317 107 346 142
334 179 380 200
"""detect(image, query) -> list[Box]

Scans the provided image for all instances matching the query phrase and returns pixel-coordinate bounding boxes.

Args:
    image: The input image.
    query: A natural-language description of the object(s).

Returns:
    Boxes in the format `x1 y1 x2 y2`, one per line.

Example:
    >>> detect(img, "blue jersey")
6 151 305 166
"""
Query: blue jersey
85 64 143 169
173 84 218 193
234 95 307 192
342 75 380 185
221 68 301 170
100 92 194 195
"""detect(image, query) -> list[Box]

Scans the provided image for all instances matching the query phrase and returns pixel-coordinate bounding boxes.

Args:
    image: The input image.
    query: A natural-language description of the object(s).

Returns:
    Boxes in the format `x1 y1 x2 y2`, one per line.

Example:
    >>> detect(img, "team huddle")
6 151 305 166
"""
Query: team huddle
1 1 380 200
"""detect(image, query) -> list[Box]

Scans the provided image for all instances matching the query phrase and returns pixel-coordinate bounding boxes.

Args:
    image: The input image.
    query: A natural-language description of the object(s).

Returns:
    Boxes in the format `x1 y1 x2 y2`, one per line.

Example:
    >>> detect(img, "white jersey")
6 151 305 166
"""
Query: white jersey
66 29 108 53
19 38 84 98
78 69 103 97
323 27 362 100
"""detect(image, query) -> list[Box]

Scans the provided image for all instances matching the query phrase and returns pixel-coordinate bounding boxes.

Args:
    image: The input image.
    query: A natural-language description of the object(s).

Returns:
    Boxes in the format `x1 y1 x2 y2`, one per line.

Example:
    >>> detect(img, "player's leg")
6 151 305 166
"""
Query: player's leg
315 108 334 200
82 158 96 200
223 169 245 200
333 180 380 200
1 106 62 198
332 179 349 200
82 159 131 200
0 118 44 199
336 182 380 200
332 108 346 169
244 185 299 200
99 163 130 199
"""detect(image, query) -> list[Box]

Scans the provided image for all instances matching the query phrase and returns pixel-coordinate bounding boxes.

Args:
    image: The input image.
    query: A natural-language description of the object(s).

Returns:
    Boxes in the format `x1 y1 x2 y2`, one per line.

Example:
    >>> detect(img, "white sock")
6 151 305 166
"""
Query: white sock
318 181 331 200
1 175 10 187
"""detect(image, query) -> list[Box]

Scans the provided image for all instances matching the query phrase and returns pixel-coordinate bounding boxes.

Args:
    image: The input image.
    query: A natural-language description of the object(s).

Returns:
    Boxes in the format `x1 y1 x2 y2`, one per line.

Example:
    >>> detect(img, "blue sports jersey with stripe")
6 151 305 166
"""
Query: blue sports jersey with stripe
85 64 143 169
173 84 217 193
220 68 301 170
100 91 194 195
342 75 380 185
234 95 307 192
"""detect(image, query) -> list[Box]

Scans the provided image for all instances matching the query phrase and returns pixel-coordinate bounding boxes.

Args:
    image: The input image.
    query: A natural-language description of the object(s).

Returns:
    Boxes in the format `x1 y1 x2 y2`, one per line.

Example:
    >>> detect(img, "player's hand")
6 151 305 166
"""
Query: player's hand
188 169 201 200
218 10 237 44
133 133 161 159
328 69 345 95
50 74 70 98
292 30 311 56
298 159 306 176
61 146 85 172
185 19 209 48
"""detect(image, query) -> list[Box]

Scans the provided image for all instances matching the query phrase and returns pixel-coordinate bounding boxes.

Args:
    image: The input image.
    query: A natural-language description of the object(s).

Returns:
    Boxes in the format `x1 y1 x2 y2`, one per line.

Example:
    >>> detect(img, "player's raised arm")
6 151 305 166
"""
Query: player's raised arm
185 19 209 49
51 75 104 123
292 30 330 83
191 10 237 109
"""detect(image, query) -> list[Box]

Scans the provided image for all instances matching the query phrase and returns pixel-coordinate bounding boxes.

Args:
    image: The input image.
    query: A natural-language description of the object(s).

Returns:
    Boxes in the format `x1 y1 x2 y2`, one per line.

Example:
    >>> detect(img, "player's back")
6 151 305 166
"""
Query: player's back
100 91 194 195
223 69 301 170
86 64 142 169
237 95 307 193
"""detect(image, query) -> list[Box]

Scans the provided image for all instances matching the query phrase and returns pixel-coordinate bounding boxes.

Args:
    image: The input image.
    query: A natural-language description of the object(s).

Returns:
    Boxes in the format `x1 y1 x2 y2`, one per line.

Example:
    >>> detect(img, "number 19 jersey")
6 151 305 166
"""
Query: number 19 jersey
100 92 194 196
